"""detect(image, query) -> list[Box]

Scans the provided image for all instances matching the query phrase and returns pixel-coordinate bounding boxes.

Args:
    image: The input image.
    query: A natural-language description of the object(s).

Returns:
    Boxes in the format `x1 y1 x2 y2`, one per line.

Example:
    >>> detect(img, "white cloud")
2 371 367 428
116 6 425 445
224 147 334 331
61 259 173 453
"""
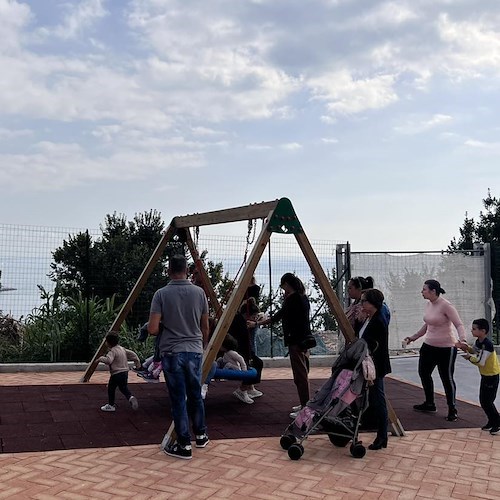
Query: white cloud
280 142 302 150
36 0 108 40
349 1 419 29
320 137 339 144
0 128 33 139
394 114 453 135
0 140 205 191
308 70 398 116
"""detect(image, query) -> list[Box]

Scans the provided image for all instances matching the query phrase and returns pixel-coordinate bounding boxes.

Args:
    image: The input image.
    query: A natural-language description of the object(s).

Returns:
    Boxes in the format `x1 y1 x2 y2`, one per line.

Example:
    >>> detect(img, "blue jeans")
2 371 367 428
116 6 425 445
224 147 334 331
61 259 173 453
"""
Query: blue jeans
161 352 207 447
368 377 388 441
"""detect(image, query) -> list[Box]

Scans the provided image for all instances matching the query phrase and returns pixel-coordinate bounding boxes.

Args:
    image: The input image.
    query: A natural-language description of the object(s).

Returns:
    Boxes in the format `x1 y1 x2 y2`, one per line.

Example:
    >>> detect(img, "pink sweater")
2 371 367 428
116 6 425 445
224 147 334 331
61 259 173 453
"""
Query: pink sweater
410 296 466 347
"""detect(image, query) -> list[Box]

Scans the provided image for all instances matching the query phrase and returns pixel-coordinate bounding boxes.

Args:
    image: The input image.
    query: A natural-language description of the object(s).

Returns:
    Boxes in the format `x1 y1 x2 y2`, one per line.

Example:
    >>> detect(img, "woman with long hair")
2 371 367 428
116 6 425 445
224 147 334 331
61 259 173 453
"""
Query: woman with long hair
253 272 312 418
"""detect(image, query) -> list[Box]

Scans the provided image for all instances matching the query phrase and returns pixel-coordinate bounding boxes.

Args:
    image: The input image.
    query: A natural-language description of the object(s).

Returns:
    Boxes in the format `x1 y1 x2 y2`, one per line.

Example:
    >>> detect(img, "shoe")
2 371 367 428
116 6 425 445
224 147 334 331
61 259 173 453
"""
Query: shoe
201 384 208 400
195 434 209 448
138 372 160 383
291 405 302 412
445 408 458 422
164 443 192 460
368 438 388 450
100 404 116 412
413 402 437 413
132 365 147 372
490 426 499 435
233 389 254 404
247 389 263 398
128 396 139 410
481 423 493 431
289 410 300 419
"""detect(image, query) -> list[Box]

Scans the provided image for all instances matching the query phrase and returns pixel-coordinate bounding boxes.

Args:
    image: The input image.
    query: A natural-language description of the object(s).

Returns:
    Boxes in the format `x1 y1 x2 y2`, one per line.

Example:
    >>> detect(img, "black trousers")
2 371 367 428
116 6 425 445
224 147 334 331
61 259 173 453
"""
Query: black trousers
418 343 457 409
480 374 500 426
108 371 132 405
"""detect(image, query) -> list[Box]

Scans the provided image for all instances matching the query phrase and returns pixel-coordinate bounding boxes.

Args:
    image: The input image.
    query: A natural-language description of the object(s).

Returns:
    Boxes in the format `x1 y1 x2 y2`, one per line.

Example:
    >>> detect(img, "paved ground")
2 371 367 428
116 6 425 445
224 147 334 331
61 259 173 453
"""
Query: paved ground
0 363 499 499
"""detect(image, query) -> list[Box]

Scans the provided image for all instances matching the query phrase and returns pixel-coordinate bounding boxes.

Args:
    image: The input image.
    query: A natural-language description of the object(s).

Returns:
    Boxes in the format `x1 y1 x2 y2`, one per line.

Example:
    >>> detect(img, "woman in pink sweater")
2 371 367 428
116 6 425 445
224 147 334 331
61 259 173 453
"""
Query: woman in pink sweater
403 279 466 422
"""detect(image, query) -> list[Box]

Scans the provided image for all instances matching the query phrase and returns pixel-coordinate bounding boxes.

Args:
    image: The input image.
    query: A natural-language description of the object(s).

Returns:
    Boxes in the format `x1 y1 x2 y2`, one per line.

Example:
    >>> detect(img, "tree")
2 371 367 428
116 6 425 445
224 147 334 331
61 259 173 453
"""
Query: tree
449 189 500 250
50 210 169 327
449 189 500 340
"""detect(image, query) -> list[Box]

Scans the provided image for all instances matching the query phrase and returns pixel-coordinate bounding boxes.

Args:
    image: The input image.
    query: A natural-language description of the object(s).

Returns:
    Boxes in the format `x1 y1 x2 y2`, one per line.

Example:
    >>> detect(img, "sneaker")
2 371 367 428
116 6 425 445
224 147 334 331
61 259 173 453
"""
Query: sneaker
233 388 254 404
291 405 302 412
132 365 147 373
164 443 192 460
481 423 493 431
289 410 300 419
445 408 458 422
201 384 209 400
490 426 499 435
128 396 139 410
100 404 116 412
195 434 209 448
413 402 437 413
138 372 160 383
247 388 263 398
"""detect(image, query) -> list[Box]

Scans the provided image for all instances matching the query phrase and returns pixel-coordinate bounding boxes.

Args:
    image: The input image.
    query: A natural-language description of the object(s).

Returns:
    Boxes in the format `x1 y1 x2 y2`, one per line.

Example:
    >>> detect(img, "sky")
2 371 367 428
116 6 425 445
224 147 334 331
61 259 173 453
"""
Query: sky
1 0 499 251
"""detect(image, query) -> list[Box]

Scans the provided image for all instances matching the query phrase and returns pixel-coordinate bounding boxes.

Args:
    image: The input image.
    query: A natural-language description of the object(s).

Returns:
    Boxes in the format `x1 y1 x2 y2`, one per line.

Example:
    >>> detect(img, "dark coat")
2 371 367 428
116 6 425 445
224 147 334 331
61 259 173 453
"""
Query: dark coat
271 292 311 347
360 310 391 378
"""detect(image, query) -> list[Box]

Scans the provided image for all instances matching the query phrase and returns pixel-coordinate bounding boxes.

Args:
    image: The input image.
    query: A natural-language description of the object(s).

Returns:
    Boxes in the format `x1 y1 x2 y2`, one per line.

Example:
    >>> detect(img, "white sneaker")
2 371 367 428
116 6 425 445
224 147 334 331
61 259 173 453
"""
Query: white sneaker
233 389 254 404
247 389 263 398
101 404 116 412
129 396 139 410
201 384 209 400
291 405 302 412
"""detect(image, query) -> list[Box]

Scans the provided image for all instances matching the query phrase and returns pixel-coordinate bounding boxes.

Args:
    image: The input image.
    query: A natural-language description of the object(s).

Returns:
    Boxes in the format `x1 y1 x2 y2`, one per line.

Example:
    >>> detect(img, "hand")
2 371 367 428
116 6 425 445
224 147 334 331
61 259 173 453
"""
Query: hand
462 353 471 360
403 337 412 345
455 340 468 351
246 320 257 328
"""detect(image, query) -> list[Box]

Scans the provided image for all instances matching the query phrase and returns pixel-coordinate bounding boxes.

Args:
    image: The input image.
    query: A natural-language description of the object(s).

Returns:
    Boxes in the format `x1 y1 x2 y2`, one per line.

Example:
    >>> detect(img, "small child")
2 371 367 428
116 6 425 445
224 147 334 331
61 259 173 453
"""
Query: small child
216 336 247 371
98 332 141 412
457 318 500 435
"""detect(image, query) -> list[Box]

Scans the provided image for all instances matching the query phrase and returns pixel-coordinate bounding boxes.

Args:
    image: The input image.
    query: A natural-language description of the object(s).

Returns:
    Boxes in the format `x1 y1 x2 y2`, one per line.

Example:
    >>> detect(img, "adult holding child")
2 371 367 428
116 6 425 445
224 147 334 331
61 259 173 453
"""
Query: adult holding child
403 279 467 422
252 272 313 418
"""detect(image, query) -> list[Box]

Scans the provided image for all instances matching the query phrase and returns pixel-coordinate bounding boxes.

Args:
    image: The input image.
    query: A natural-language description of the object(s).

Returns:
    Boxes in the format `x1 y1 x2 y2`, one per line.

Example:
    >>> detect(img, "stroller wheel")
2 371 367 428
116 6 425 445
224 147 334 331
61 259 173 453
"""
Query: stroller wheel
280 434 296 450
350 443 366 459
328 435 350 447
287 443 304 461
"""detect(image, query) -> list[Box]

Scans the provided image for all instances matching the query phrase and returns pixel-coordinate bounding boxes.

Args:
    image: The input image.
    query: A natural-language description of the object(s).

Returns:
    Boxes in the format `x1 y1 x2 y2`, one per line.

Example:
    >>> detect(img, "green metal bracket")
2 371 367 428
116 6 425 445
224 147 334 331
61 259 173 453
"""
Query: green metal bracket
268 198 303 234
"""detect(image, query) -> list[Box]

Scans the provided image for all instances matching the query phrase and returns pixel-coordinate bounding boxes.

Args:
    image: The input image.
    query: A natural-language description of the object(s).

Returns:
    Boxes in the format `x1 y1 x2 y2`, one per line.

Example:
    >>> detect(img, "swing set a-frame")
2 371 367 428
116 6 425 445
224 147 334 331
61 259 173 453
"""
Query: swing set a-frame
82 198 404 438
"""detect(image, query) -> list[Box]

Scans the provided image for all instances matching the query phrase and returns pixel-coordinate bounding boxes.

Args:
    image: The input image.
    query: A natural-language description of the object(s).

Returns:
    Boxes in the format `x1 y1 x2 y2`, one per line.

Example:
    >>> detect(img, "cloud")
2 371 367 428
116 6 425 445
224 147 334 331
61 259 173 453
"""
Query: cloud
280 142 302 150
308 70 398 116
320 137 339 144
0 128 33 139
35 0 108 40
394 114 453 135
0 140 205 191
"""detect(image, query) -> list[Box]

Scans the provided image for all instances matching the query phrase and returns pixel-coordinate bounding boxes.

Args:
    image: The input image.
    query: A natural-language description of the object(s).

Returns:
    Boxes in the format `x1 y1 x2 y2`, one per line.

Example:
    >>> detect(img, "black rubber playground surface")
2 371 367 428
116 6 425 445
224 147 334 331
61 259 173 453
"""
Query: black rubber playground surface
0 376 484 453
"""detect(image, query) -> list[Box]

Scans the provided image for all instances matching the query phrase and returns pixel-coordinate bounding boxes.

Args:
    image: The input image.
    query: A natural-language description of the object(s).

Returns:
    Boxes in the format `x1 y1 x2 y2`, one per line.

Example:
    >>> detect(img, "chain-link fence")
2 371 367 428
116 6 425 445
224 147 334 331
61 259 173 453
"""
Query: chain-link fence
0 223 495 361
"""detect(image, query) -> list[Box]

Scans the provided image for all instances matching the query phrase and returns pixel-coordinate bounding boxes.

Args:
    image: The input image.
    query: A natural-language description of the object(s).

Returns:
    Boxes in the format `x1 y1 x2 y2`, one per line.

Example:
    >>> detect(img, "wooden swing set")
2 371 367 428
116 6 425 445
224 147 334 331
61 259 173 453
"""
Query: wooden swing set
82 198 404 441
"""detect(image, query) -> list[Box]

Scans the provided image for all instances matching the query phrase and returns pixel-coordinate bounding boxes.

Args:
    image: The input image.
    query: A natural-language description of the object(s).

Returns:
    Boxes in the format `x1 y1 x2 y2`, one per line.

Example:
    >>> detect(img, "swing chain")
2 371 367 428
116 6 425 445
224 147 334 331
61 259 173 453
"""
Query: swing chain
194 226 200 247
247 218 256 245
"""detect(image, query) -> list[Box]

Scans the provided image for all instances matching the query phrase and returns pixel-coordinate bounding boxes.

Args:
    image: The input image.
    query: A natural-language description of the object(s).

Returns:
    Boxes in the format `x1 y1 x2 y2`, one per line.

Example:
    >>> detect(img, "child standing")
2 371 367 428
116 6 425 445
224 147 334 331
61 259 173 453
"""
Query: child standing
98 332 141 412
458 318 500 435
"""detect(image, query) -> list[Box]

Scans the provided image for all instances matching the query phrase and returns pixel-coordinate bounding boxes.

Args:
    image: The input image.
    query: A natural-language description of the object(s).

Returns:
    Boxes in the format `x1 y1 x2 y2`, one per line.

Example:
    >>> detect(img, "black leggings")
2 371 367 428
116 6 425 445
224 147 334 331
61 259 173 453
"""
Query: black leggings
108 371 132 405
418 343 457 409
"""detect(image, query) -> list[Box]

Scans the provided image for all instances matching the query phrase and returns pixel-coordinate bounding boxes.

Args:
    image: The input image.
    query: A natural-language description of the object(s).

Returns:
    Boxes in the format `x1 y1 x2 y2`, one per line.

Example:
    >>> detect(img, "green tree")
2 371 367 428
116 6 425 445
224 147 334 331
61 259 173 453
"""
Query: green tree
449 189 500 340
449 189 500 250
50 210 169 328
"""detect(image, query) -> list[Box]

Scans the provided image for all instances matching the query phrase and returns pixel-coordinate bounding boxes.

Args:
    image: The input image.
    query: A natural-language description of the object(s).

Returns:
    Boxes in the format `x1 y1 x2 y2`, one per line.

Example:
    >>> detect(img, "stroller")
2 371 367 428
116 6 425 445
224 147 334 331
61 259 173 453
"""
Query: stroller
280 338 374 460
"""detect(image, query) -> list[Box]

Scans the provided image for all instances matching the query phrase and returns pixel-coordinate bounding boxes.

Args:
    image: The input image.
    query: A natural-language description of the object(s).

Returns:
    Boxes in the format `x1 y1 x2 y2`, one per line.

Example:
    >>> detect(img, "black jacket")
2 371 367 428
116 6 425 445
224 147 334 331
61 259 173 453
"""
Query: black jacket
360 311 391 378
271 292 311 347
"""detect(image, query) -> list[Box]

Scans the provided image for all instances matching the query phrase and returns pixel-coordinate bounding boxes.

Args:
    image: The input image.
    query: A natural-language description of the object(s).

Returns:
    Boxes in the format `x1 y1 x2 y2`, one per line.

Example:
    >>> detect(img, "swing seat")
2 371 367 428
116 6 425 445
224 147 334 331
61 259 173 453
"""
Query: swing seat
213 367 258 382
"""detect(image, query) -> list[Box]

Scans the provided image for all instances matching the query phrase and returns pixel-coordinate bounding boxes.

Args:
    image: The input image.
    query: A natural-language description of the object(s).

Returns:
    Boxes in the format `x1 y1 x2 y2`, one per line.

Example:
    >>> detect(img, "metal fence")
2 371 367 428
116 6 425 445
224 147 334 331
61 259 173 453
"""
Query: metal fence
0 223 495 355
